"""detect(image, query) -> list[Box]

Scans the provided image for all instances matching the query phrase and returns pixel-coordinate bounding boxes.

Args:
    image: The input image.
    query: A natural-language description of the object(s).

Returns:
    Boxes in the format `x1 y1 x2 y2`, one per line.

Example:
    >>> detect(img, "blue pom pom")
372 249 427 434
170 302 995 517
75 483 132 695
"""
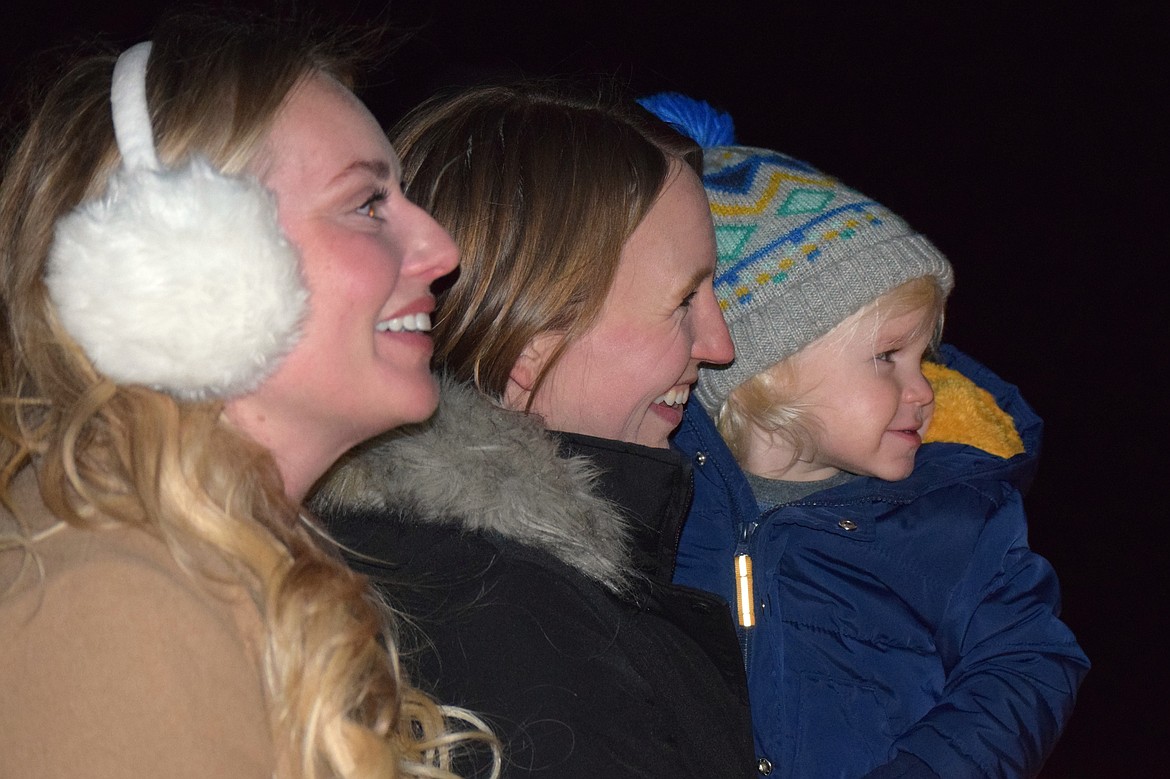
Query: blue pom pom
637 92 736 148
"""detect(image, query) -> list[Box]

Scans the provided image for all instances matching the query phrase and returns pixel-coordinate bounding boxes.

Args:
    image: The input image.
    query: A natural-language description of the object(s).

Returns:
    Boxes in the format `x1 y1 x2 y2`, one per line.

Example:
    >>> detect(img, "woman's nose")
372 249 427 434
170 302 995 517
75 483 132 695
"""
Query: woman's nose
692 286 734 366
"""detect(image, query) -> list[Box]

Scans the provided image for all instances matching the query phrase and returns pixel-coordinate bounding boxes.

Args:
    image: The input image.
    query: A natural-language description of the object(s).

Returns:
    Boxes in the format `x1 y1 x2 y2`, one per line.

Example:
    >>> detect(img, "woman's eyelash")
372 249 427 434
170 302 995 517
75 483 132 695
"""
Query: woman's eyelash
358 188 389 217
680 290 698 308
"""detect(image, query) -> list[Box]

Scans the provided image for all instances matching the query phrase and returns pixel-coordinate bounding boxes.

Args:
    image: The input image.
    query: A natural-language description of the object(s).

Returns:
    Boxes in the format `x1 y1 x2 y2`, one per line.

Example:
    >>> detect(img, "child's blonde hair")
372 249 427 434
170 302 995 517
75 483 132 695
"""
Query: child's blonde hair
715 276 947 464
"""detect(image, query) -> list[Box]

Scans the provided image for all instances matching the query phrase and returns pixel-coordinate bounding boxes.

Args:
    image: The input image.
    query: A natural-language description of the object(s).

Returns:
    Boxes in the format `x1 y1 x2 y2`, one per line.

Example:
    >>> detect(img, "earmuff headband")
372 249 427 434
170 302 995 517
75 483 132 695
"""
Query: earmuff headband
44 41 308 400
109 42 160 171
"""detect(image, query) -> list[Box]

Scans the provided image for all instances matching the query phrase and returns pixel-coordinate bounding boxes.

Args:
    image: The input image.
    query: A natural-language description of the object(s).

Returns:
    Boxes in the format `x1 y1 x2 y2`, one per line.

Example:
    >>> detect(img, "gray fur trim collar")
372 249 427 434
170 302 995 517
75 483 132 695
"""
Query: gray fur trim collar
311 377 633 592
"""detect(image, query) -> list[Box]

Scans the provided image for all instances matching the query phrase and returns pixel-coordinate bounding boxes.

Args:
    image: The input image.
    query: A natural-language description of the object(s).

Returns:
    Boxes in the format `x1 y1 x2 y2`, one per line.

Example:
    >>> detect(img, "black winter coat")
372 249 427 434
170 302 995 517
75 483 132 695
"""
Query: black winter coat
312 379 754 778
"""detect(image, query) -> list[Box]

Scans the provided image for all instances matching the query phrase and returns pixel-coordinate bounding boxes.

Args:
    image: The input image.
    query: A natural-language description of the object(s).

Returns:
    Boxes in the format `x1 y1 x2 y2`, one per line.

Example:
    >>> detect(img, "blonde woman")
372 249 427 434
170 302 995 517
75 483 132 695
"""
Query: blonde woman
1 12 491 779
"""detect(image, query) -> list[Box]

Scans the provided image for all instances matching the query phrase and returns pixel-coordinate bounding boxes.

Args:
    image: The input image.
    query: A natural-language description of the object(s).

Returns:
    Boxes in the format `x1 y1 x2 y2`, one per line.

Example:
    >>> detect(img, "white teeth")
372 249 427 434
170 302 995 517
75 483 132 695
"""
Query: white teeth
376 312 432 333
654 386 691 407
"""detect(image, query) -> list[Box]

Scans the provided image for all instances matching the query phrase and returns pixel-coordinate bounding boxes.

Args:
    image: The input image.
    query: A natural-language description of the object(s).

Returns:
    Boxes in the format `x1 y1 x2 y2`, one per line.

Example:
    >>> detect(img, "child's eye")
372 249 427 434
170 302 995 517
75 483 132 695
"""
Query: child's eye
357 189 389 219
875 350 896 363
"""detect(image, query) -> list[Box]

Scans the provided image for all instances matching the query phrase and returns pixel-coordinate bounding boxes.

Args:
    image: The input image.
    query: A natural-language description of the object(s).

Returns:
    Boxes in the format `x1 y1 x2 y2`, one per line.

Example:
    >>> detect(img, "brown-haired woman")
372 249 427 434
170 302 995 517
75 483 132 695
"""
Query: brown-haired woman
0 12 492 779
311 83 754 777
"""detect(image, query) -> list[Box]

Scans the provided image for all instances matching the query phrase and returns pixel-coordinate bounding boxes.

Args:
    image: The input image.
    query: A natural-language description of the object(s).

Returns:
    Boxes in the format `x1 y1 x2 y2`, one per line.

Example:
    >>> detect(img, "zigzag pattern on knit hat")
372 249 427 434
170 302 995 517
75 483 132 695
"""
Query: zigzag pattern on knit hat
703 148 895 312
636 93 954 413
695 145 954 412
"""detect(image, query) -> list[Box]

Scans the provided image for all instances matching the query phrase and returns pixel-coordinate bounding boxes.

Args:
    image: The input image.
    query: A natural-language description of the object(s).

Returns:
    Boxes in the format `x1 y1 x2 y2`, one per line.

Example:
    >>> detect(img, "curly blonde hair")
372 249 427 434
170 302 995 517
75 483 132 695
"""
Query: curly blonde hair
0 12 492 779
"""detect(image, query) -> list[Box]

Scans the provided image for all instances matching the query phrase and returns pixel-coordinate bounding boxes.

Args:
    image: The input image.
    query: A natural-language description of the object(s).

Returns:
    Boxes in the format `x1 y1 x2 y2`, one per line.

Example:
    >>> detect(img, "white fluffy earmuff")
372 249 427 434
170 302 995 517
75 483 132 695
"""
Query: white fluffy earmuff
45 41 308 400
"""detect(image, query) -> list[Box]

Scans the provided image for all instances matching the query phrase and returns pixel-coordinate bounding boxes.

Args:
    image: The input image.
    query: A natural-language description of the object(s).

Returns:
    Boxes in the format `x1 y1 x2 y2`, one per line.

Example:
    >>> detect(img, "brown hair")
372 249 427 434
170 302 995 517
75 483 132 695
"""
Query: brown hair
0 12 488 779
391 82 701 405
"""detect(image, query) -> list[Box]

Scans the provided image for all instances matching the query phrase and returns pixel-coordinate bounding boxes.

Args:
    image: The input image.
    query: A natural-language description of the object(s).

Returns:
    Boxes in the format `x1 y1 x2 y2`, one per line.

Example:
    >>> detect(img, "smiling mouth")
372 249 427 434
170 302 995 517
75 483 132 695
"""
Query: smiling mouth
889 427 924 443
654 386 690 407
376 313 432 333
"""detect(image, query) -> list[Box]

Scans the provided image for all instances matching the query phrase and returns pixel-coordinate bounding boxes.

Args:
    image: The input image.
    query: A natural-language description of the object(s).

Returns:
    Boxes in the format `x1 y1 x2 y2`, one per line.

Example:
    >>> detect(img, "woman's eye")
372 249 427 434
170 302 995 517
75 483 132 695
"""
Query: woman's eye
680 290 698 309
357 189 389 219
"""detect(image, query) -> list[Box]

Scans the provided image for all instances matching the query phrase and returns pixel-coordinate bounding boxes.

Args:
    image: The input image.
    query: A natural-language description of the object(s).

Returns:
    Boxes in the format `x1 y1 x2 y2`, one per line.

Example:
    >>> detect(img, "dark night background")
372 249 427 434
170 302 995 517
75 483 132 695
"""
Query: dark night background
4 2 1164 775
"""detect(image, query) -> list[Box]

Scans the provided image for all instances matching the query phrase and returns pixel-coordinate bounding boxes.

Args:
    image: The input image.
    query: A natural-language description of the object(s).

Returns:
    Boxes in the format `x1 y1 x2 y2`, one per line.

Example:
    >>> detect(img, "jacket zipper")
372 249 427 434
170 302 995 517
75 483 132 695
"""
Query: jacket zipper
733 520 758 668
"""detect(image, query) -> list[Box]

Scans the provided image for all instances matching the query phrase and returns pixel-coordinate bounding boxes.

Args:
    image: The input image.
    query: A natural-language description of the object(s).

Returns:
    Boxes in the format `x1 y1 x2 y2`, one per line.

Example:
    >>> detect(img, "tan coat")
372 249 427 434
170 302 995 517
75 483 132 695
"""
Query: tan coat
1 468 292 778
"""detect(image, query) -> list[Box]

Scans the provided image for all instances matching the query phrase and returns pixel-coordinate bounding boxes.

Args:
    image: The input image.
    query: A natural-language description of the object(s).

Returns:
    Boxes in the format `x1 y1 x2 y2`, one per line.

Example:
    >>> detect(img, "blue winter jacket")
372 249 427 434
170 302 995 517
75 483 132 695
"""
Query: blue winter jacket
671 345 1089 778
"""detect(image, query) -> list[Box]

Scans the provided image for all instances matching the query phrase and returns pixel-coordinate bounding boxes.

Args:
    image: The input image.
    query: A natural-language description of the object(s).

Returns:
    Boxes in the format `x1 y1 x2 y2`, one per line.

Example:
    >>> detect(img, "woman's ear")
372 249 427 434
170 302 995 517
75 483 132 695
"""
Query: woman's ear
502 331 562 410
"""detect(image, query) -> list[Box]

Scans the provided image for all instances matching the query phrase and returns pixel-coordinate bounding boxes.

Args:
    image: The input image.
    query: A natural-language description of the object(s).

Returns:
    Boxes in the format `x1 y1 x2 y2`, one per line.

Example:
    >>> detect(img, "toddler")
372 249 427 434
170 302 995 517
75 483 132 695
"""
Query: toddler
642 93 1090 779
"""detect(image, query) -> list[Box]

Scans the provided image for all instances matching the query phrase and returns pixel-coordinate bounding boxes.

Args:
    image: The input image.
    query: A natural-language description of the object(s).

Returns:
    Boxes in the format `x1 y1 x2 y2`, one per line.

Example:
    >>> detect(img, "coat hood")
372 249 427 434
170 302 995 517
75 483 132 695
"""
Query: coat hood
310 376 634 592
